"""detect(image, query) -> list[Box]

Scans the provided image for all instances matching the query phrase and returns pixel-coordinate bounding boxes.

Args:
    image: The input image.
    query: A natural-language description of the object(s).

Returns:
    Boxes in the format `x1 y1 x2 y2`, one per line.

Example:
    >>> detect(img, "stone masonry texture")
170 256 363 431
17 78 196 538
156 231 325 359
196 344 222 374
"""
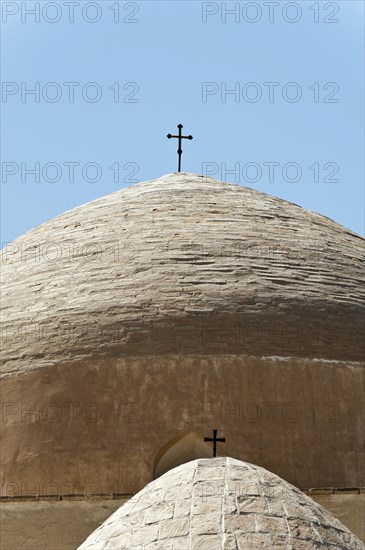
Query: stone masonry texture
1 172 364 371
78 457 365 549
1 173 364 496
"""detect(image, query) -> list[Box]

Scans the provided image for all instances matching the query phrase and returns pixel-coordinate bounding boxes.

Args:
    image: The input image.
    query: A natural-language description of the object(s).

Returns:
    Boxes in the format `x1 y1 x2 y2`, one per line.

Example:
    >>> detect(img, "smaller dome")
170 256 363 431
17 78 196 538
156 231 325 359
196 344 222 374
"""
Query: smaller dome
78 457 365 549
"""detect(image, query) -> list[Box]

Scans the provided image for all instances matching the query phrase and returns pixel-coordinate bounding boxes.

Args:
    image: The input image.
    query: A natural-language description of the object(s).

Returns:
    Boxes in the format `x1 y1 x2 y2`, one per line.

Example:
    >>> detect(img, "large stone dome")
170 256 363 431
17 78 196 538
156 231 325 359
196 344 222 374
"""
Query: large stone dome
78 457 365 549
1 172 364 371
1 173 364 498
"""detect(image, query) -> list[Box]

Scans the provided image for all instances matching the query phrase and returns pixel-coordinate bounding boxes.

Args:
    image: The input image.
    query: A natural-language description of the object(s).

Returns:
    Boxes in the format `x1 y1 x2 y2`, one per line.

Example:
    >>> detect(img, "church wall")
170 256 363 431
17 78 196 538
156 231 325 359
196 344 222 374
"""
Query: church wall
0 498 127 550
1 354 363 498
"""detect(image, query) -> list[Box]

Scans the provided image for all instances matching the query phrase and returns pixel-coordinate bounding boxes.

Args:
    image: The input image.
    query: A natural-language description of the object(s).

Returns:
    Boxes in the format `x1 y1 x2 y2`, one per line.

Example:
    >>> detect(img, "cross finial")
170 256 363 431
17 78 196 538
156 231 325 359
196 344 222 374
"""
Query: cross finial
204 429 226 458
167 124 193 172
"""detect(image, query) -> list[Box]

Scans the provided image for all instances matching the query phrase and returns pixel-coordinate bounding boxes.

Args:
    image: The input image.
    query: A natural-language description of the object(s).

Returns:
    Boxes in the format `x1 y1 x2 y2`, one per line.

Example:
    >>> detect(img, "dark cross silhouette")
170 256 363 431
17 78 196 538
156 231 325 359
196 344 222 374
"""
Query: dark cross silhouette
167 124 193 173
204 429 226 458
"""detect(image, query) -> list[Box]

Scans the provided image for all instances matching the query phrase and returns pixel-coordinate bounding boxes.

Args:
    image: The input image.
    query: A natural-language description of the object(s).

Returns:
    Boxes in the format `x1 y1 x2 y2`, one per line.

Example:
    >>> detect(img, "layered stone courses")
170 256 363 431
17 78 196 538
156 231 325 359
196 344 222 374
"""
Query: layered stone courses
1 173 364 507
1 172 364 373
78 458 365 549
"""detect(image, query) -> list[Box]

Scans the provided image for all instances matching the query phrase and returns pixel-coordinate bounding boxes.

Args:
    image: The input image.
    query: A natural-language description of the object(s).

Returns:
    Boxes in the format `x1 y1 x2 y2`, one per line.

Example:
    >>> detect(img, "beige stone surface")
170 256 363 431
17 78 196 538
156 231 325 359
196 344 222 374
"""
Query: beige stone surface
1 173 364 498
311 492 365 543
77 458 365 549
0 492 363 549
0 498 126 550
0 353 364 495
1 172 364 371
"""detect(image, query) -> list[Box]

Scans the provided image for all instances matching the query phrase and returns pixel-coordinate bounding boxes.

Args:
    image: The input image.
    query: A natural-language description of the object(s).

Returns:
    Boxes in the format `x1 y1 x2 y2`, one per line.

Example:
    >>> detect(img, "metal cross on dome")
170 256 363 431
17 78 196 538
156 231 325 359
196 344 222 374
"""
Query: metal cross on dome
204 429 226 458
167 124 193 173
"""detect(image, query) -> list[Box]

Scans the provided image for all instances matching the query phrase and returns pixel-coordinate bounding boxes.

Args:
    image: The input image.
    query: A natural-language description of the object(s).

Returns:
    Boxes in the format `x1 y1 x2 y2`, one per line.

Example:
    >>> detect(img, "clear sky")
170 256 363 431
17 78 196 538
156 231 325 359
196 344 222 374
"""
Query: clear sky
1 0 364 244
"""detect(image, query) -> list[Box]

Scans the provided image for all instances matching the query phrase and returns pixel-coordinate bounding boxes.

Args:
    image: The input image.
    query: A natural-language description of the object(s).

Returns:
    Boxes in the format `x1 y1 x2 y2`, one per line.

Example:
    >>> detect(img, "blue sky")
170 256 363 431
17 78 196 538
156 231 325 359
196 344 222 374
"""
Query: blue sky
1 0 364 244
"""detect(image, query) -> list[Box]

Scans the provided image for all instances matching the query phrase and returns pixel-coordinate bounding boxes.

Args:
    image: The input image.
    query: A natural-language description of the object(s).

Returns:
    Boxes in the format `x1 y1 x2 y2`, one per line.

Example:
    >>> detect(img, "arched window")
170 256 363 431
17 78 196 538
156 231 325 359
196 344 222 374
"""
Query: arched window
153 430 221 478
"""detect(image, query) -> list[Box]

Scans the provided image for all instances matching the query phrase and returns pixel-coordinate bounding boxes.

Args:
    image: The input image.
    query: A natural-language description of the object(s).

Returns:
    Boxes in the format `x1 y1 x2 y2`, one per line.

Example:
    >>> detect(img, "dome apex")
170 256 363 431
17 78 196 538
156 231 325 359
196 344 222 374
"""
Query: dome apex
1 172 364 374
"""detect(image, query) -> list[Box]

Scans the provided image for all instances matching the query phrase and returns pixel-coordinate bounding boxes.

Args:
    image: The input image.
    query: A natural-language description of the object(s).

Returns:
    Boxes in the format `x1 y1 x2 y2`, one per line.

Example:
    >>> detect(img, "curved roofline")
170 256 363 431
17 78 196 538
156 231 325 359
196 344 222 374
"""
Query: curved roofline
2 172 364 248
